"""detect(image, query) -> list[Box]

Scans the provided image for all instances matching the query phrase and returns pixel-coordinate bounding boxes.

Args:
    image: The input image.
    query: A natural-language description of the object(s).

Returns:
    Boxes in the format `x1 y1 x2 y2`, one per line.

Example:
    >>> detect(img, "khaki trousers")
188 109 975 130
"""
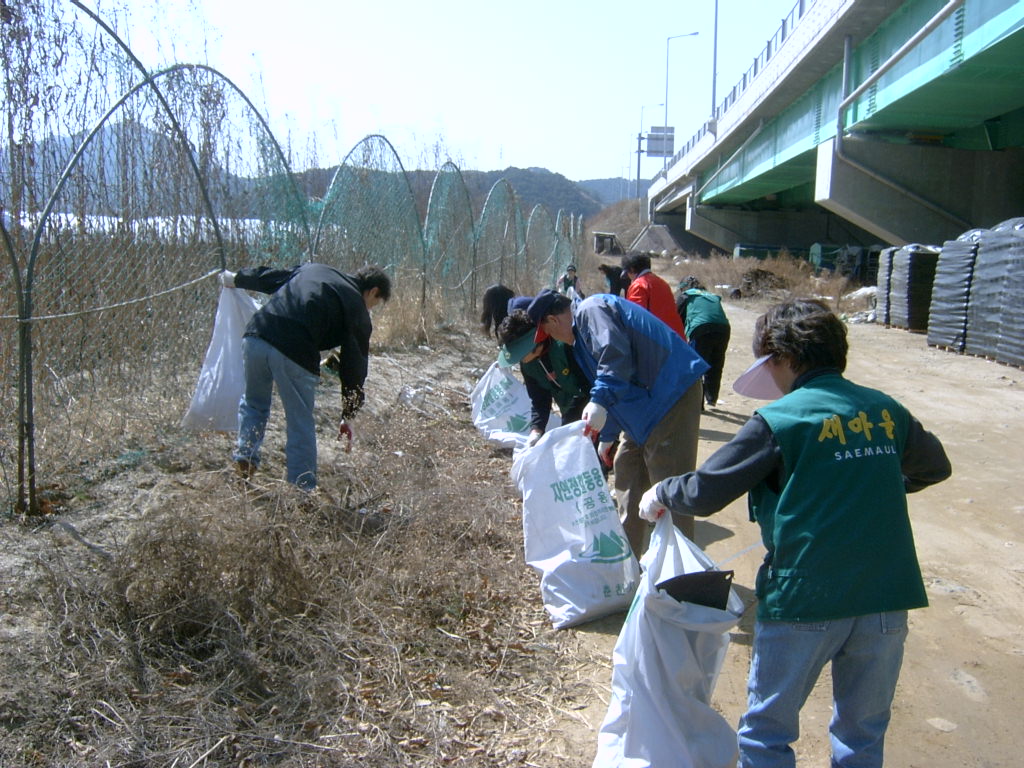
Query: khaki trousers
613 381 702 558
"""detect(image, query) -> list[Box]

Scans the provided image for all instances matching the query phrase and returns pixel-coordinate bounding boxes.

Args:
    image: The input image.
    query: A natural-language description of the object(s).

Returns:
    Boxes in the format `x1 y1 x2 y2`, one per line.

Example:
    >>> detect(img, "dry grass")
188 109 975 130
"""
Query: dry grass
2 328 596 767
665 251 861 309
0 226 882 767
581 200 873 317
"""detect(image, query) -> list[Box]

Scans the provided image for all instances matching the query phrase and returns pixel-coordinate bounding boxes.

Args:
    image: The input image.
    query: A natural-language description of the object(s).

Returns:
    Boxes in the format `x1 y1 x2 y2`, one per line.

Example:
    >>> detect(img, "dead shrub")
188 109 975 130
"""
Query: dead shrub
117 503 315 649
20 333 587 766
662 252 856 313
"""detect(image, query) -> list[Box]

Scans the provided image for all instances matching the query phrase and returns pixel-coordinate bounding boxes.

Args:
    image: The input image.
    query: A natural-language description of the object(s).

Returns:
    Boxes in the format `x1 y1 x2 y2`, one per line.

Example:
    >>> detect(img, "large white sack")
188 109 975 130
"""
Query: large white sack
470 362 558 447
511 421 639 628
593 514 744 768
181 286 259 432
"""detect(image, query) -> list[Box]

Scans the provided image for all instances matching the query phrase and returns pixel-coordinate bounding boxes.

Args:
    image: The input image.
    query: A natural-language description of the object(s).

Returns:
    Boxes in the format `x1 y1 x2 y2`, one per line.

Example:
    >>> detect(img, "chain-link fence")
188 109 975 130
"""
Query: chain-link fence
1 1 582 514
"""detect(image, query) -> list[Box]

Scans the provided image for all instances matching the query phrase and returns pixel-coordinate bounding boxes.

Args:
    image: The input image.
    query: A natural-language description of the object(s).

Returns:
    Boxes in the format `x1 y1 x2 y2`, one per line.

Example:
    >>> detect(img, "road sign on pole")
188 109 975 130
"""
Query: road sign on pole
646 127 675 158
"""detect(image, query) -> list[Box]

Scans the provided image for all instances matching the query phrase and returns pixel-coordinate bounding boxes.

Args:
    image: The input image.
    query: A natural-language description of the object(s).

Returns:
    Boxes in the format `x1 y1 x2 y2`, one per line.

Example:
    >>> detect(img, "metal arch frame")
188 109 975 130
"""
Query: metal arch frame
477 178 525 288
524 203 559 290
71 2 314 266
312 133 427 277
15 54 311 513
423 160 477 309
24 62 312 295
70 2 226 266
17 65 216 514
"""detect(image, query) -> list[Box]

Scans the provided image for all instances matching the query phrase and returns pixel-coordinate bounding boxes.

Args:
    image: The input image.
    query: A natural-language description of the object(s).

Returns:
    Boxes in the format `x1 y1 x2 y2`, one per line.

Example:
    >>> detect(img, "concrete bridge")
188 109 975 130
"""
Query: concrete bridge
646 0 1024 254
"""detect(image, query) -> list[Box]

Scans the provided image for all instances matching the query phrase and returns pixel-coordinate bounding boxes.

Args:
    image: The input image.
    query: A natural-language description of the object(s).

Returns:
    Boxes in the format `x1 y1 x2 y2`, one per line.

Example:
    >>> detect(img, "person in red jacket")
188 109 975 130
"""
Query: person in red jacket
621 252 686 339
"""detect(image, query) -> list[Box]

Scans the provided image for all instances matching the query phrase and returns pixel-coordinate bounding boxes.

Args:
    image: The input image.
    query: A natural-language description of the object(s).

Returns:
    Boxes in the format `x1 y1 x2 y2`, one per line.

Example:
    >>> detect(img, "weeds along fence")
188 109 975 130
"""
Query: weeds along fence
0 1 583 514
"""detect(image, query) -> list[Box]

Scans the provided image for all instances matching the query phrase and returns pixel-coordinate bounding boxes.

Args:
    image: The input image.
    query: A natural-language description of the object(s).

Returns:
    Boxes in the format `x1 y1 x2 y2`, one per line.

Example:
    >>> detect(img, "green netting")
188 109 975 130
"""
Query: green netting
476 179 527 292
314 135 426 297
423 162 477 323
1 2 584 513
525 205 560 288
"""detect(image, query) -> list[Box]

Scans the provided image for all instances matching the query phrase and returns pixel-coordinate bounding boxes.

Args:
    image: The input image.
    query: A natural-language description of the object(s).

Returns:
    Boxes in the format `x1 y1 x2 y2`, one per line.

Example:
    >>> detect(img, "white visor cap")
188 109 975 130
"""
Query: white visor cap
732 355 785 400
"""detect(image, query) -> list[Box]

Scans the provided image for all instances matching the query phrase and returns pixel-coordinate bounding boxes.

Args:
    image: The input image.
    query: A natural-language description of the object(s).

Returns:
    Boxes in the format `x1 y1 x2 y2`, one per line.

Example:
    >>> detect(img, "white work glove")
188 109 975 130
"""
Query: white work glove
639 483 668 522
581 402 607 438
219 270 236 288
526 430 542 448
597 441 615 468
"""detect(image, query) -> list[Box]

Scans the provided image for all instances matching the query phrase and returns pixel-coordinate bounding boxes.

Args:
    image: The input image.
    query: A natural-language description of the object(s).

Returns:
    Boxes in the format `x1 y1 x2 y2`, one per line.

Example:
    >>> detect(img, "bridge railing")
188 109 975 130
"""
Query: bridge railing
657 0 816 181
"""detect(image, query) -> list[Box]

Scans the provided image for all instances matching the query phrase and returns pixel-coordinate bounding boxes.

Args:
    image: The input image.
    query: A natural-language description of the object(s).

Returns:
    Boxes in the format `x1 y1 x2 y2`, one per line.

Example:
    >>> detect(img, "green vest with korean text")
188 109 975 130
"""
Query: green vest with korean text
749 372 928 622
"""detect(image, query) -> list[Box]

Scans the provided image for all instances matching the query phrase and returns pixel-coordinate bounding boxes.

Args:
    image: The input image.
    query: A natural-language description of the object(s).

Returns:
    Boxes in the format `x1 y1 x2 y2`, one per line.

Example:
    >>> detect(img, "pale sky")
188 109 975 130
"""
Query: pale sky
117 0 800 181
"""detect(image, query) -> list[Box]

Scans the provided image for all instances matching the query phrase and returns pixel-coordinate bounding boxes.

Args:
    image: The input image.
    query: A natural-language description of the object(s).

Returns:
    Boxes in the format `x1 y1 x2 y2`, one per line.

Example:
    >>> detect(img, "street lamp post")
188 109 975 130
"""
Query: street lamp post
664 31 698 170
636 102 663 198
712 1 719 118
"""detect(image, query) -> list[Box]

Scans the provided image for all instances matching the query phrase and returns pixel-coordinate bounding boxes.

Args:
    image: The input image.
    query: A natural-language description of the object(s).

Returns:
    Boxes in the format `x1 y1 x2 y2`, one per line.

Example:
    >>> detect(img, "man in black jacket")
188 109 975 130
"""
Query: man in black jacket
220 263 391 490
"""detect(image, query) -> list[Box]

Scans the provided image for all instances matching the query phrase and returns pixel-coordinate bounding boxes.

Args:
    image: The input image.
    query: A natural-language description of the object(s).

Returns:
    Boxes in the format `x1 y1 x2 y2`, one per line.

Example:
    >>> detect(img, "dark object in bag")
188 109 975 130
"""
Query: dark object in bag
657 570 734 610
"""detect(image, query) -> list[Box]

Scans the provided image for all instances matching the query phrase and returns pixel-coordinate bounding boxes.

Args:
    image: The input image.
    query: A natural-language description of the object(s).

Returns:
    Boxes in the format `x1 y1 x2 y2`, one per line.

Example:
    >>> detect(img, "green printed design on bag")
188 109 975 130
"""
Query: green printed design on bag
581 530 633 564
481 378 512 415
603 577 639 598
505 414 528 433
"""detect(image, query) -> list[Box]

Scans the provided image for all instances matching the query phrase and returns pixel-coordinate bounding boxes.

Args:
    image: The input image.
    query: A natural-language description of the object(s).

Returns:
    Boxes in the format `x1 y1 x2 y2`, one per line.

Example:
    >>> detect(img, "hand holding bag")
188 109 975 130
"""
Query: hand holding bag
181 286 259 432
593 515 744 767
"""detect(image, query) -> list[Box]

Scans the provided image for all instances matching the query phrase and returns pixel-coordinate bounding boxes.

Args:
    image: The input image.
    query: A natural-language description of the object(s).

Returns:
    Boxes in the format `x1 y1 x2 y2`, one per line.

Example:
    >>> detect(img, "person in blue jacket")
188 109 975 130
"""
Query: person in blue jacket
527 289 708 557
640 298 951 768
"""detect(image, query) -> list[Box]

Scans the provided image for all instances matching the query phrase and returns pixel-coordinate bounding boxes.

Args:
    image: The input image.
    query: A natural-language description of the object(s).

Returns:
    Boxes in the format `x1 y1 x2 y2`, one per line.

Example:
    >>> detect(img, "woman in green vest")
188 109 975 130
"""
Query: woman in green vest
639 298 951 768
676 276 731 408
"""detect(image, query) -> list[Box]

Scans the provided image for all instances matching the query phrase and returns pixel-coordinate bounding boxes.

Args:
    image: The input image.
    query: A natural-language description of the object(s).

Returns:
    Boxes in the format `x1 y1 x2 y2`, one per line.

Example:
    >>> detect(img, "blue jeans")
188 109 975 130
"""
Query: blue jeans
738 612 908 768
234 336 319 490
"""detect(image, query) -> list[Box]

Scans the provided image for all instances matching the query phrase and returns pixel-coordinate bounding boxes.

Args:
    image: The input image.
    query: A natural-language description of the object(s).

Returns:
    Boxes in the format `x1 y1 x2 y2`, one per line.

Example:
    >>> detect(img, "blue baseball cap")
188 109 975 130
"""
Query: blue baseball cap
527 289 562 342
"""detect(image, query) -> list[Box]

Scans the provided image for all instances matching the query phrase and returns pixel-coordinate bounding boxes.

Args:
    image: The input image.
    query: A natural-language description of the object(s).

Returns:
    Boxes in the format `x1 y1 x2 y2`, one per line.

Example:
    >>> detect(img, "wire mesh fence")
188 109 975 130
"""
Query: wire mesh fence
1 1 582 514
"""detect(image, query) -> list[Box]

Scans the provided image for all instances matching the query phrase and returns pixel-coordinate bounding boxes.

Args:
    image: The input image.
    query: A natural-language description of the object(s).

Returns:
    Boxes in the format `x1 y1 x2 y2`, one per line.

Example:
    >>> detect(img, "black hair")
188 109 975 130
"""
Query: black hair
753 298 848 373
354 265 391 302
681 275 705 291
621 251 651 274
597 263 627 295
496 309 537 348
480 284 515 339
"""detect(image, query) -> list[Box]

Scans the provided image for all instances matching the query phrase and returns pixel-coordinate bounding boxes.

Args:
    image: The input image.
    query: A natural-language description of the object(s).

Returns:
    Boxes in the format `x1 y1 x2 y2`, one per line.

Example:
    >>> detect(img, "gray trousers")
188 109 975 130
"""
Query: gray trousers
613 381 703 558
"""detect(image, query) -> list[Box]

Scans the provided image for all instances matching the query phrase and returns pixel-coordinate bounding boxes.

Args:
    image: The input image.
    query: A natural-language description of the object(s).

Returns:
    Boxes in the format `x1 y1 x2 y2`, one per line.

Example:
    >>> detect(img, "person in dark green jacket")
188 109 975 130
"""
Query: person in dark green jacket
496 309 589 447
676 276 731 408
639 298 951 768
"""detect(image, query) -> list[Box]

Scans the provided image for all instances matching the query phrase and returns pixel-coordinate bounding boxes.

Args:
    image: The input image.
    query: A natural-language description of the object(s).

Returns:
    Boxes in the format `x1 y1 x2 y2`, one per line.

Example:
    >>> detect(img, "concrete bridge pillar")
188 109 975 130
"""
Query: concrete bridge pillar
815 136 1024 246
682 203 877 254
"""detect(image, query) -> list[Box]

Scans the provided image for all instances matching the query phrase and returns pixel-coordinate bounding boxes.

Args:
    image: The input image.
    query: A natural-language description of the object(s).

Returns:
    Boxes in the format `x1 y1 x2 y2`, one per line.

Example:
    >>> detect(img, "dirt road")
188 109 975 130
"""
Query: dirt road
2 294 1019 766
556 303 1023 768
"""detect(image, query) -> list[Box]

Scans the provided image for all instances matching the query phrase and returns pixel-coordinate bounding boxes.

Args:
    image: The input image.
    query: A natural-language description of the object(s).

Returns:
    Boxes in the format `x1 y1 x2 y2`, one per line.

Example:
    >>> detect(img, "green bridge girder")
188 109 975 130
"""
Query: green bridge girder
699 0 1024 208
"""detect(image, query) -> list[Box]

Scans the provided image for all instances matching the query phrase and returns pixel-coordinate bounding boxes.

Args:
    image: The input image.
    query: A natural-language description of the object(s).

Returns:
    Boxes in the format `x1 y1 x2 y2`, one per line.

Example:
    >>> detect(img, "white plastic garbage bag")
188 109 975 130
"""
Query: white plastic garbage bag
593 514 744 768
510 421 639 628
181 286 259 432
471 362 558 447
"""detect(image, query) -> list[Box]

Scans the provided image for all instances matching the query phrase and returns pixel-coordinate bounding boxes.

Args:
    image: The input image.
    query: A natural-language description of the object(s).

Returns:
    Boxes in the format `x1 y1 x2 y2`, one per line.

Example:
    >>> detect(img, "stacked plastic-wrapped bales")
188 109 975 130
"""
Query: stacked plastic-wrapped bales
926 230 981 351
875 247 897 326
883 244 940 332
919 217 1024 366
992 219 1024 366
